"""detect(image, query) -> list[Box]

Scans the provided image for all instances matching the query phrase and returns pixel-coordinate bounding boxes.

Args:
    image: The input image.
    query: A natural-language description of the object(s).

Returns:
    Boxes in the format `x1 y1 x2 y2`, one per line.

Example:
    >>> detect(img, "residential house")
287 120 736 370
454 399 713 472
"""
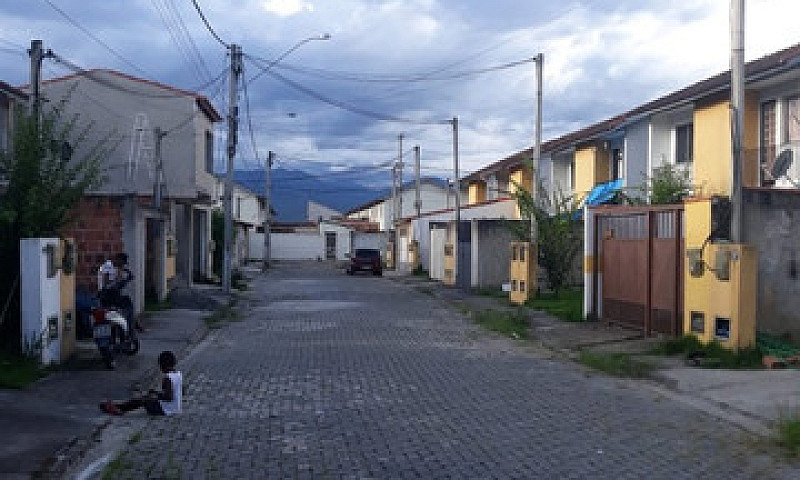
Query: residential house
574 42 800 341
269 219 382 262
307 200 341 222
37 69 222 315
0 81 27 191
345 177 455 232
214 177 264 266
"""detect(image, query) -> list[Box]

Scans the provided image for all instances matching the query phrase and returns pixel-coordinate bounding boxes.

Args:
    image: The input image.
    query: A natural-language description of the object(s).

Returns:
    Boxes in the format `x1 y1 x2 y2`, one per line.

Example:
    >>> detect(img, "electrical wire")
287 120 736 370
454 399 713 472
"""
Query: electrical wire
150 0 215 85
269 56 539 83
40 0 153 79
190 0 228 48
246 56 450 126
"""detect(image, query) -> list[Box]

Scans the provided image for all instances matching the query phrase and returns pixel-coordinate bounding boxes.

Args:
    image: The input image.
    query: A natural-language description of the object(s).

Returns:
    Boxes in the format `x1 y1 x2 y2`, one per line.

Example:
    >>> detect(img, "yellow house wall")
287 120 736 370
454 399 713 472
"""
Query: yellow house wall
683 199 757 349
574 146 597 201
509 241 537 305
693 93 760 196
694 100 732 197
468 181 487 204
59 239 76 363
743 91 760 188
509 168 531 220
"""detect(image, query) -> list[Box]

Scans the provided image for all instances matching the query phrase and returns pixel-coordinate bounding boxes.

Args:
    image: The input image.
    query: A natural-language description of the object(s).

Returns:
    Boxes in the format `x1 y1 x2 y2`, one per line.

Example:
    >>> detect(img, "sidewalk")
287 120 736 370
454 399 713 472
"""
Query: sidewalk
389 272 800 436
0 286 224 480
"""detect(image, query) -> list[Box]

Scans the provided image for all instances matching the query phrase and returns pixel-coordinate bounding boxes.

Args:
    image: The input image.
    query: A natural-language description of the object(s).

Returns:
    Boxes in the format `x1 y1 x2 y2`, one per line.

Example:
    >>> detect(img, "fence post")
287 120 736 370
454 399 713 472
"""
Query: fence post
645 211 654 337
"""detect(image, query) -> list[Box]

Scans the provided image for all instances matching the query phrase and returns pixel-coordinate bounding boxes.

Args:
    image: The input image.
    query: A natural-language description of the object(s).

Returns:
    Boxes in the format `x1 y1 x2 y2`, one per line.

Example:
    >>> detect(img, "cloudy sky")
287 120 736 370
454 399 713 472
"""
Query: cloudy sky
1 0 799 185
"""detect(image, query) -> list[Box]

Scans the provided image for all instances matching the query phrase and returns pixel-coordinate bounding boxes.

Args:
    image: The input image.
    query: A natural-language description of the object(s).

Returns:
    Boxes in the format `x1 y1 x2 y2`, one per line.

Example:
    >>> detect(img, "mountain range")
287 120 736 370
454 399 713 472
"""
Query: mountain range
233 168 390 222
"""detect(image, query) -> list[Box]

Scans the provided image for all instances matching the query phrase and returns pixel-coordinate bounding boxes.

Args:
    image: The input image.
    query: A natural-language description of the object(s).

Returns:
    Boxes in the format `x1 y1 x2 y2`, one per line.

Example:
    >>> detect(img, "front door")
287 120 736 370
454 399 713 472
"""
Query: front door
325 232 336 260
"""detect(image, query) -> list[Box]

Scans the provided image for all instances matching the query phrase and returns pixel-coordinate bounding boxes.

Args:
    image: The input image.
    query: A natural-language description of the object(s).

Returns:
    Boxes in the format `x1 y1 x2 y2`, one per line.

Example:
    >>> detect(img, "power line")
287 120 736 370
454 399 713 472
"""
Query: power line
270 56 538 83
190 0 228 48
40 0 153 79
150 0 215 85
246 56 449 126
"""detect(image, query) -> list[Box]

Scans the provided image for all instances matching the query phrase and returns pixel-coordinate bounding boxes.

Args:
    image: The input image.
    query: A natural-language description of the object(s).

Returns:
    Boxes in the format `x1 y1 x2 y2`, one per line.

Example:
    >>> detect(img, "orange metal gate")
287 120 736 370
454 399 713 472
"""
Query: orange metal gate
593 206 684 336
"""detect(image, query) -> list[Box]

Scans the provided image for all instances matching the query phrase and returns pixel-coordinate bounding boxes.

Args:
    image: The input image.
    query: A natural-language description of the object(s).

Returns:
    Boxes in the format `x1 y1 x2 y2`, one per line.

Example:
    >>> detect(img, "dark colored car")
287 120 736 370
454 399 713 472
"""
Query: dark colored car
347 248 383 276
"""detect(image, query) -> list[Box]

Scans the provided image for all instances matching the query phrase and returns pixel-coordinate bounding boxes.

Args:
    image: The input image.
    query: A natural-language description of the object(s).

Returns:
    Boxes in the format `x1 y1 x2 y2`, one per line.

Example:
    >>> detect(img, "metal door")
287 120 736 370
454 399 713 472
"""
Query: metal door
325 232 336 260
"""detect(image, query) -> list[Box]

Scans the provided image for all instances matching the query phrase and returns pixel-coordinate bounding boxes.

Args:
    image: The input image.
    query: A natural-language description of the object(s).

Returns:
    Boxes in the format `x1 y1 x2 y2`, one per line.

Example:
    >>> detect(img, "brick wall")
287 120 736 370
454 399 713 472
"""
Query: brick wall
60 196 124 291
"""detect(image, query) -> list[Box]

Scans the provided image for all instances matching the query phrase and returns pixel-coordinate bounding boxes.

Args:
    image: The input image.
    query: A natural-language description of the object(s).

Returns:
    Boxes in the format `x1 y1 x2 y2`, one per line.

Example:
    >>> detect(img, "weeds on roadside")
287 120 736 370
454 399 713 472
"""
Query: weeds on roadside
474 287 508 300
578 351 654 378
0 351 49 389
473 309 529 339
526 288 583 322
102 452 131 480
650 335 763 369
204 303 240 330
777 414 800 456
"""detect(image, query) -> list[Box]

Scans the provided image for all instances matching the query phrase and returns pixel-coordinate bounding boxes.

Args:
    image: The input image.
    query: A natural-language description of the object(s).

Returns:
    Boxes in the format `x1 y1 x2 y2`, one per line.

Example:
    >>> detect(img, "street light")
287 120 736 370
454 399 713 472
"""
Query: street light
247 33 331 85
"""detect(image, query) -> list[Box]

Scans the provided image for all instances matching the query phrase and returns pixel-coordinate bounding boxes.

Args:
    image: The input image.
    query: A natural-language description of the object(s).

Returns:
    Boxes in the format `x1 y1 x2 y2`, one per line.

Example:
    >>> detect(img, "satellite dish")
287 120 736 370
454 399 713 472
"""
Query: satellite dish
772 147 793 179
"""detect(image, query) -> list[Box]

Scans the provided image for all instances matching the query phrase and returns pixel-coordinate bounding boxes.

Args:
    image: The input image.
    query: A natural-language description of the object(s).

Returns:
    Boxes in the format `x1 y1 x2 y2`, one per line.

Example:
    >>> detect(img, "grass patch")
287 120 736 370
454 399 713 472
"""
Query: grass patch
579 351 654 378
231 269 249 291
144 295 171 312
474 287 508 300
777 415 800 456
0 352 49 389
473 309 528 339
526 288 583 322
650 335 763 369
412 265 428 277
128 430 142 445
204 303 240 330
102 452 131 480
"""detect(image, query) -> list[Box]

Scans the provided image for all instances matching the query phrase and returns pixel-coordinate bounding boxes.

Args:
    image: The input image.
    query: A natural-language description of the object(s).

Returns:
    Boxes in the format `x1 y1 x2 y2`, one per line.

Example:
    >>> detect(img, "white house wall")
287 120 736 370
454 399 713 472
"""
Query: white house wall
40 72 213 200
271 233 324 260
625 120 650 194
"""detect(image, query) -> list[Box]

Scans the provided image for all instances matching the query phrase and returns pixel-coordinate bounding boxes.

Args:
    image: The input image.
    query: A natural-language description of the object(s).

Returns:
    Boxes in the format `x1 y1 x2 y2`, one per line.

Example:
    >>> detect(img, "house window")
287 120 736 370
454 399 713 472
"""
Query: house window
205 131 214 174
236 197 241 218
675 124 693 163
761 101 776 186
785 97 800 153
611 148 623 180
569 159 576 190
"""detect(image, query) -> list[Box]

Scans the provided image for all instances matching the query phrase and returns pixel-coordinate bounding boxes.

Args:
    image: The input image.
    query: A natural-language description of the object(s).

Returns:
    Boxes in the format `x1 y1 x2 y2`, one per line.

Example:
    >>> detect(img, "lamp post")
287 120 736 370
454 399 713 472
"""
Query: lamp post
247 33 331 85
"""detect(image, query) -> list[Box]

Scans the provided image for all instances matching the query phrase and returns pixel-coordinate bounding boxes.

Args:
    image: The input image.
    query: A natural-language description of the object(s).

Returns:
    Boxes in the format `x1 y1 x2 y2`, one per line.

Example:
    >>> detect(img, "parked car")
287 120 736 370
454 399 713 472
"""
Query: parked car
347 248 383 276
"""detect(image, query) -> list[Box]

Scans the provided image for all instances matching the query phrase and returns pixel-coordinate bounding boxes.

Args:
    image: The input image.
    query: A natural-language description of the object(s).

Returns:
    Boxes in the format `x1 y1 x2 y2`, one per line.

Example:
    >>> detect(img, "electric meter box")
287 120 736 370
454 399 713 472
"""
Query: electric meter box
20 237 76 365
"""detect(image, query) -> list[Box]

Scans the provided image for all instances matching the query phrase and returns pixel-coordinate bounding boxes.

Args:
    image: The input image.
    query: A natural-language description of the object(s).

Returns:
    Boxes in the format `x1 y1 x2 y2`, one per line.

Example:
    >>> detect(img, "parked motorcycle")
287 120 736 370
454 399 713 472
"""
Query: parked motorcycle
92 267 139 369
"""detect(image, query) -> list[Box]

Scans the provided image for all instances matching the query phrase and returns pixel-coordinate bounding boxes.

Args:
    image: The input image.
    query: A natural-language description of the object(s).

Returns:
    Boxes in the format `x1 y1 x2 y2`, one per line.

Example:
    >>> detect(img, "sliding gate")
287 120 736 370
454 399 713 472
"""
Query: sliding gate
593 206 684 336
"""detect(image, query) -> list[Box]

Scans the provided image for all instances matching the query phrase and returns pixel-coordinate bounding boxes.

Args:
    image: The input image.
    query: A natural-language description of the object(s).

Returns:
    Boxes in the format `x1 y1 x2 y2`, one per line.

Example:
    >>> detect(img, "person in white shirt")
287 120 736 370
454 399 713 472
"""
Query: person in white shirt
100 350 182 416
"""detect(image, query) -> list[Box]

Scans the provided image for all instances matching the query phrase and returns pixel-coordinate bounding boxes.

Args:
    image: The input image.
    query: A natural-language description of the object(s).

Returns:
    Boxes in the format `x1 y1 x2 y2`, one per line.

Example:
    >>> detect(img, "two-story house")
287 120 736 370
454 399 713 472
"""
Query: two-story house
37 70 222 314
0 80 27 192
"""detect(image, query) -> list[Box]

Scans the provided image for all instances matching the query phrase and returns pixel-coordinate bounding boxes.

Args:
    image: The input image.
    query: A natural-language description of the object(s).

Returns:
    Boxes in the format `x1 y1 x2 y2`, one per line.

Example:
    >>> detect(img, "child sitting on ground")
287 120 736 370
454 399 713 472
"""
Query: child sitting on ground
100 350 182 416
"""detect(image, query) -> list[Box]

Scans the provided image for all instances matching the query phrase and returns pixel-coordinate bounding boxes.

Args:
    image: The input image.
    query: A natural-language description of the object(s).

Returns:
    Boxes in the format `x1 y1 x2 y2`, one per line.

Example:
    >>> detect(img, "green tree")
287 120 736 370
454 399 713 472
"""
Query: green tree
0 97 111 350
508 169 582 296
644 164 692 205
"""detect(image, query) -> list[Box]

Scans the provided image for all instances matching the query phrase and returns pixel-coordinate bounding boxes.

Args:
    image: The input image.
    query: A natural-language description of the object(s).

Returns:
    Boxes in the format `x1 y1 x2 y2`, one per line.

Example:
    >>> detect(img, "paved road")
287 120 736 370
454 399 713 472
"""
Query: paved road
107 262 798 479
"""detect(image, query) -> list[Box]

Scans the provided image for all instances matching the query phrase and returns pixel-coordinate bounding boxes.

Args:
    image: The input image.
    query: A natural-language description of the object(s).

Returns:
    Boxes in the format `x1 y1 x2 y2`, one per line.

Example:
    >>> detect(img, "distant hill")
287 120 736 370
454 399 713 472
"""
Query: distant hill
233 168 389 222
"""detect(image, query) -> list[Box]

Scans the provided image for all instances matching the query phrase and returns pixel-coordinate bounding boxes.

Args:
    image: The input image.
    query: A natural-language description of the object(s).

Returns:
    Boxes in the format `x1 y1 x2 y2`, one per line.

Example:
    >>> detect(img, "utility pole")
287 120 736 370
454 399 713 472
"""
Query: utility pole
29 40 44 124
531 54 543 250
153 127 166 300
452 117 460 285
223 44 242 293
414 145 421 217
397 134 404 221
262 150 274 271
730 0 744 243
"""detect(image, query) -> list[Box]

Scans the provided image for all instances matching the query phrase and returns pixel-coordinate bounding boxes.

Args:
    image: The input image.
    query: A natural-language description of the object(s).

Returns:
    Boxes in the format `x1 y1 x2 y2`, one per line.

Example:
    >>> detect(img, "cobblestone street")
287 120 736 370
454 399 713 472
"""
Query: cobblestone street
108 263 798 479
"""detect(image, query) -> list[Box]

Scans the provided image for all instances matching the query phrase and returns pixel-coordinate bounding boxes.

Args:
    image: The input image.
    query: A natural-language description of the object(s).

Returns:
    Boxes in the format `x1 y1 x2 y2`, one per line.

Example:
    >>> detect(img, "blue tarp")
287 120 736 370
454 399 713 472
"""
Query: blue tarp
574 179 624 220
584 178 624 206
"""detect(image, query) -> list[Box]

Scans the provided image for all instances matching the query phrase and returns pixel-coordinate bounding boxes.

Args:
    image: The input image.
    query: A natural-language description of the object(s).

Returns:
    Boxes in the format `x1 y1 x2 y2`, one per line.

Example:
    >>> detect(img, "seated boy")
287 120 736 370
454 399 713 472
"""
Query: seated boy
100 350 182 416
